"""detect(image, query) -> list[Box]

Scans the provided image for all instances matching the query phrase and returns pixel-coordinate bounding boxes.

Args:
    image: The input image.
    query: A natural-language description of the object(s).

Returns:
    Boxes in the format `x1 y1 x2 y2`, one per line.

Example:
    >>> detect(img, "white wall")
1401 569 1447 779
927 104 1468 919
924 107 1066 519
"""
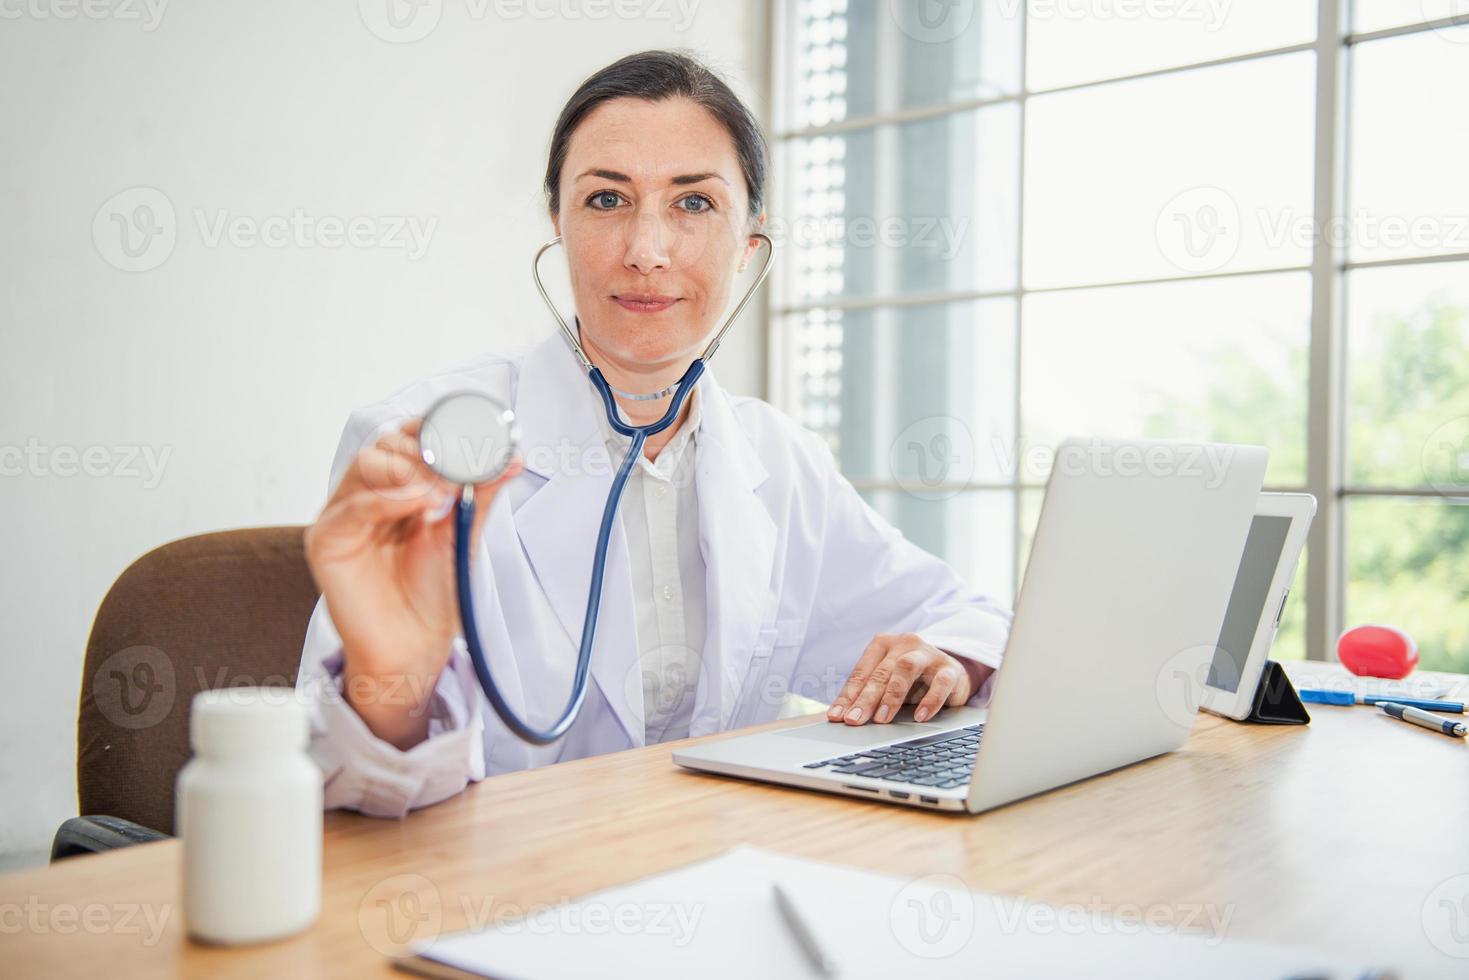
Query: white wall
0 0 769 869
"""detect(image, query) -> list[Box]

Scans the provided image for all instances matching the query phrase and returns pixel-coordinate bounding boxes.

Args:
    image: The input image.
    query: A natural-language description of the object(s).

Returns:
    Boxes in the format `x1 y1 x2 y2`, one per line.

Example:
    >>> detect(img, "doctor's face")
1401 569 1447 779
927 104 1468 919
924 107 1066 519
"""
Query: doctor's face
551 96 764 376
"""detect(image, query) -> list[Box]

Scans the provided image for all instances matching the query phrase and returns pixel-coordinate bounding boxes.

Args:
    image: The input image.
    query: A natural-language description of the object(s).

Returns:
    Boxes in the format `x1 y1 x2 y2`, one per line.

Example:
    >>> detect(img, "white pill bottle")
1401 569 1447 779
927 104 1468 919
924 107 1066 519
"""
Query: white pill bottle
177 687 322 944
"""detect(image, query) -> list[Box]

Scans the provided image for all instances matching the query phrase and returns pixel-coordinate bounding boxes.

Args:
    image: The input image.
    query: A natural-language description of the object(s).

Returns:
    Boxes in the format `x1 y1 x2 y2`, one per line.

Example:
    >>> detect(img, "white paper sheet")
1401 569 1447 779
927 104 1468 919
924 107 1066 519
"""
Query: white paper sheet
406 845 1368 980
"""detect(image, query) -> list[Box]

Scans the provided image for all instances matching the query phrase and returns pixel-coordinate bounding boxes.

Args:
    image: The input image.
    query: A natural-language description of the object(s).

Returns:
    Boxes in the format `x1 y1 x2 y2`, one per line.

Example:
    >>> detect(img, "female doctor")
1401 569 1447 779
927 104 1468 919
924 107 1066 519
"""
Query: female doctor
296 50 1013 818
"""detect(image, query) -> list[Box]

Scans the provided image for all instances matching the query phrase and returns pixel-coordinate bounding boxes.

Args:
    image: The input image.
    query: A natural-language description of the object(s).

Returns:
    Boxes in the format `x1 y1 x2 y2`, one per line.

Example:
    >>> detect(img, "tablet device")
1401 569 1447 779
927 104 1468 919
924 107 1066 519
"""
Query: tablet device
1200 492 1316 720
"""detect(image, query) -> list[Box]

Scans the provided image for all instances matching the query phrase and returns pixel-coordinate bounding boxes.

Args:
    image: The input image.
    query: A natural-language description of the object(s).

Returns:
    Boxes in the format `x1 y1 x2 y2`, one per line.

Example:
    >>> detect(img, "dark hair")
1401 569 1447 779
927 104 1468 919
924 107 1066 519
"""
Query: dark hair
543 50 768 220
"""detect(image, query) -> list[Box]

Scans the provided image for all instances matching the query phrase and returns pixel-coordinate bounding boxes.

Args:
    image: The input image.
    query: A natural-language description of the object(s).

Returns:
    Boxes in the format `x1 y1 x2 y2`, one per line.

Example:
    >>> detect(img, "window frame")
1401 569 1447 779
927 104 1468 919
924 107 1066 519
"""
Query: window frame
766 0 1469 660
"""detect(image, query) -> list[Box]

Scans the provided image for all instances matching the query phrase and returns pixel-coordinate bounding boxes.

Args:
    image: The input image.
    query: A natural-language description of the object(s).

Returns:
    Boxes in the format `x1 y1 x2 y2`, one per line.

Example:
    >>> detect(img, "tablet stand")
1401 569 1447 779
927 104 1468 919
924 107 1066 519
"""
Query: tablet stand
1241 659 1310 725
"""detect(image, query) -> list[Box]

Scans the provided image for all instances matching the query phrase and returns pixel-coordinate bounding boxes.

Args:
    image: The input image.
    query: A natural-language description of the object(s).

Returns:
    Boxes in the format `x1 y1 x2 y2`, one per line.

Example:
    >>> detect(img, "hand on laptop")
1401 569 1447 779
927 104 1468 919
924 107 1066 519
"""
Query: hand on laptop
825 633 993 726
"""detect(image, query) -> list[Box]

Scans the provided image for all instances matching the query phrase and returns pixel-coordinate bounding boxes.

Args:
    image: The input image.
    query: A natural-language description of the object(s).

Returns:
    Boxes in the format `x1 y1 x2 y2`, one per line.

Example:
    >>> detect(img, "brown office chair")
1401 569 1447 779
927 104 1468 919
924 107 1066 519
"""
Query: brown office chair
52 526 320 860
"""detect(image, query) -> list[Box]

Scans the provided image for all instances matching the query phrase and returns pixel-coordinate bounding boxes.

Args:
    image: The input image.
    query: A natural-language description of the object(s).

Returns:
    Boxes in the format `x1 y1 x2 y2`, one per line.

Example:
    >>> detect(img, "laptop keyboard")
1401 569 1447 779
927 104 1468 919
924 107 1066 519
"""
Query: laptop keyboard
801 723 984 789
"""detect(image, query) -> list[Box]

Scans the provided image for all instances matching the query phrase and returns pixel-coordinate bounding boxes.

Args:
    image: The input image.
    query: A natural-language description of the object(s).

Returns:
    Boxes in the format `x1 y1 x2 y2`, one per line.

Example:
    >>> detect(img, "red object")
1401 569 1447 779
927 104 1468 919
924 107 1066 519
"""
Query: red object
1337 624 1419 679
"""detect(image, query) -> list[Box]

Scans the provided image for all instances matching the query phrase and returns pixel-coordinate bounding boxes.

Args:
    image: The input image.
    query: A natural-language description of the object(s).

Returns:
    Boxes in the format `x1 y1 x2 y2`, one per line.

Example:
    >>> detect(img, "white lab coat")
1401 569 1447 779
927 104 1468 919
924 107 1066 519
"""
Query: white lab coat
296 333 1013 817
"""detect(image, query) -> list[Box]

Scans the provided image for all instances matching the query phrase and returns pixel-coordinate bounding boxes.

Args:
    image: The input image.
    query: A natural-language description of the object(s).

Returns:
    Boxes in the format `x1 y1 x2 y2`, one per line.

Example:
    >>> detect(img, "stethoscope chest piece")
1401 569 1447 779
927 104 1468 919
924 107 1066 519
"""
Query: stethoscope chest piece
419 391 521 486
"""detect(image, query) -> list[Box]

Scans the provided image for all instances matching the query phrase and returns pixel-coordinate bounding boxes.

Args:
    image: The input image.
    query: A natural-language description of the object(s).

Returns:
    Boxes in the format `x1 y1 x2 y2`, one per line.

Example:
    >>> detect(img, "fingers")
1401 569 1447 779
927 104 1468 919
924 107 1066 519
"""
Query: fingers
308 417 527 569
374 426 428 466
307 480 450 562
833 635 932 726
826 636 891 722
867 645 931 725
828 635 972 726
325 417 512 536
332 420 439 502
912 660 963 723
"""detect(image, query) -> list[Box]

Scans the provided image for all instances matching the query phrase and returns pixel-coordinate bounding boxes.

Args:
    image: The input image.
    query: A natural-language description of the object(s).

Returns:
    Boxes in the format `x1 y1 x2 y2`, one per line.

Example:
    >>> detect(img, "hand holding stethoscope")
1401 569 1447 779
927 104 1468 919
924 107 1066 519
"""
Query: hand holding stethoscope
301 415 526 751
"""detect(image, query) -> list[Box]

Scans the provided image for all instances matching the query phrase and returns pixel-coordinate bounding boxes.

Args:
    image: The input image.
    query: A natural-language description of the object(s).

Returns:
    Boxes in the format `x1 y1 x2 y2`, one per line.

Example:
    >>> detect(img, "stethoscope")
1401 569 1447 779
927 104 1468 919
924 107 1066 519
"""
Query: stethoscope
416 232 774 744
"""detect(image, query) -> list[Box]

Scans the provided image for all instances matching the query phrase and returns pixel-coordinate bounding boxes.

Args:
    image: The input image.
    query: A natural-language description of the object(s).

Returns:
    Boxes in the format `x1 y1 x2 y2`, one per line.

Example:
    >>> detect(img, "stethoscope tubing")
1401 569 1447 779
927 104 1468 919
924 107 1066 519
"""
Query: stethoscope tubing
453 361 703 744
453 234 770 744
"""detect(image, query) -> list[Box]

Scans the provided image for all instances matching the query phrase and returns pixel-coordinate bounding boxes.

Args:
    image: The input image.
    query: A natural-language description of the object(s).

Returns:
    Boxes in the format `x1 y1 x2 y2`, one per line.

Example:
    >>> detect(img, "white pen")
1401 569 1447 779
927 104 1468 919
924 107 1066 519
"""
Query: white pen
772 881 839 977
1379 701 1469 738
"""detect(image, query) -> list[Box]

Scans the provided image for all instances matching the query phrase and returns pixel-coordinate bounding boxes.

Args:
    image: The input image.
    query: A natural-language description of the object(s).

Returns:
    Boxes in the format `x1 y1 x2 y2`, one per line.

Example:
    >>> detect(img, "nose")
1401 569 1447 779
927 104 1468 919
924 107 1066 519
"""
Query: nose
622 209 671 275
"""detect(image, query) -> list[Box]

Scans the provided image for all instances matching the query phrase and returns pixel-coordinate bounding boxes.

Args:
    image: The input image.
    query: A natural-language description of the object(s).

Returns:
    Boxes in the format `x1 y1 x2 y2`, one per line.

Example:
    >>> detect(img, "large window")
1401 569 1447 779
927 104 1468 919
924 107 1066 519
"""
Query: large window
771 1 1469 669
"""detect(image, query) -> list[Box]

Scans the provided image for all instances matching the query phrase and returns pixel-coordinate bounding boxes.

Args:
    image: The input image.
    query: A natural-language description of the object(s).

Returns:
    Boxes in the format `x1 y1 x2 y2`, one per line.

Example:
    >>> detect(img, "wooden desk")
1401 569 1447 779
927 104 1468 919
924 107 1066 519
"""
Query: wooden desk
5 665 1468 978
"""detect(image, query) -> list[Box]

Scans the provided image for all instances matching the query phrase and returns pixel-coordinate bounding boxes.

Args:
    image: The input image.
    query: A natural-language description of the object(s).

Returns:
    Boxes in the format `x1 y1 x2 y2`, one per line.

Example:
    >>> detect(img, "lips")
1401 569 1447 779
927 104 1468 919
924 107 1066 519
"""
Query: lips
613 294 680 314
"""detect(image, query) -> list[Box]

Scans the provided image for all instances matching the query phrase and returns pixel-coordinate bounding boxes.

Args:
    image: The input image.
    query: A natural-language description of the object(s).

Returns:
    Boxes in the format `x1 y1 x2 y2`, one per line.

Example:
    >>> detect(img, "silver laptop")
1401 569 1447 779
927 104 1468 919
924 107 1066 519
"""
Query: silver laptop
674 437 1268 813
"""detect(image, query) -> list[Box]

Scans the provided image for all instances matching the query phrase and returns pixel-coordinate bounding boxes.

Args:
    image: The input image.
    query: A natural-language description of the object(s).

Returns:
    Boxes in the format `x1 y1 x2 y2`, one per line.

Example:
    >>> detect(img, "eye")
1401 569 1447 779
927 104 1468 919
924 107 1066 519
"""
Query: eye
587 191 625 210
676 194 714 214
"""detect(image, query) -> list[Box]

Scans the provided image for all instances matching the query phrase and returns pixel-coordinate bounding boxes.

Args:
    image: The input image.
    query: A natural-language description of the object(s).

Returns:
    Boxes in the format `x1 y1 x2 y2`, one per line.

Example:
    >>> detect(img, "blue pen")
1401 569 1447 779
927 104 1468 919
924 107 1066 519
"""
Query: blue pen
1379 701 1469 738
1296 690 1464 713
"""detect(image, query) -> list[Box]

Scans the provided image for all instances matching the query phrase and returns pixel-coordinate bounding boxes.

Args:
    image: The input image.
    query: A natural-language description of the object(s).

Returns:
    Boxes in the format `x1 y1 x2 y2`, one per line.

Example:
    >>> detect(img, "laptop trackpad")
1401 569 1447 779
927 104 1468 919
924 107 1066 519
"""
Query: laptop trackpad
773 718 939 746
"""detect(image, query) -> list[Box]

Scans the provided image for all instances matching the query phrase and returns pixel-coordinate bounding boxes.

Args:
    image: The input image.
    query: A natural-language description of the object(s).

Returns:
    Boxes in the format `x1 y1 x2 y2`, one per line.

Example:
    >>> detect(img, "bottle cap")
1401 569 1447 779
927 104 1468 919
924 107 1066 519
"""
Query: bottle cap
189 687 307 758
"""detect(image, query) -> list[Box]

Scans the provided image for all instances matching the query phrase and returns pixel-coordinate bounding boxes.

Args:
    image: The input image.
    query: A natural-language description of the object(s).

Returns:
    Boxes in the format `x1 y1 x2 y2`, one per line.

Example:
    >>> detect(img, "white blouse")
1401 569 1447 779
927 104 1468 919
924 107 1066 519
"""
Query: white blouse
595 384 707 744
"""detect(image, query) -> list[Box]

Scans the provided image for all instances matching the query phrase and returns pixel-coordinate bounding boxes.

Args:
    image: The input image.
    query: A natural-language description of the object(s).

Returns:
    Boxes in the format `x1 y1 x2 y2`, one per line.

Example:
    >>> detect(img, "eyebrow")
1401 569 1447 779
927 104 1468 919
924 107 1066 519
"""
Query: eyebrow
575 168 729 187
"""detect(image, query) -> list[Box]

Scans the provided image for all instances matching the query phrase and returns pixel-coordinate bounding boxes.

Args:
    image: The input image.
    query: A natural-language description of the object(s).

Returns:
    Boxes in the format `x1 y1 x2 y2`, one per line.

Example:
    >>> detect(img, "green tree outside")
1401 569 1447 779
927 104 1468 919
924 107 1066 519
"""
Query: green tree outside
1143 297 1468 672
